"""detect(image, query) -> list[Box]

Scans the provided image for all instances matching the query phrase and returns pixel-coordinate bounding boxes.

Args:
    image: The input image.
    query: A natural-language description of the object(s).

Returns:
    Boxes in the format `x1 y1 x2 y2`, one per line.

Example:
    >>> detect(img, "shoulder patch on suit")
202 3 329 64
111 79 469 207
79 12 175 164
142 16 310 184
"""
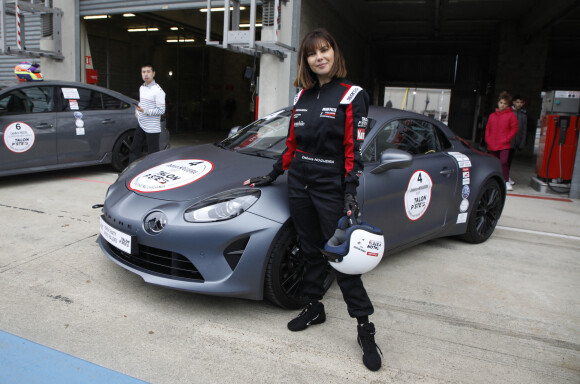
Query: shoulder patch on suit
293 89 305 106
340 86 363 105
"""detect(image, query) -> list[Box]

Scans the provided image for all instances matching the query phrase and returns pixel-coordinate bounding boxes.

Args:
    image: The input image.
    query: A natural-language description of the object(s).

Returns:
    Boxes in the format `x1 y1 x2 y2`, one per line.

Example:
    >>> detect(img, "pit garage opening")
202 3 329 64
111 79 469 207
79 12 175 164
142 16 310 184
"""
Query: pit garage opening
82 6 258 134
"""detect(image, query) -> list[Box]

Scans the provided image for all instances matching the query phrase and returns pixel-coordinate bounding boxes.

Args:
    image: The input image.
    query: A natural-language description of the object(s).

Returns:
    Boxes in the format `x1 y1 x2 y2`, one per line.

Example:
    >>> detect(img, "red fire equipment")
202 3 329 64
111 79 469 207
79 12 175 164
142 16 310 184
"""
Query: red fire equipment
536 114 579 182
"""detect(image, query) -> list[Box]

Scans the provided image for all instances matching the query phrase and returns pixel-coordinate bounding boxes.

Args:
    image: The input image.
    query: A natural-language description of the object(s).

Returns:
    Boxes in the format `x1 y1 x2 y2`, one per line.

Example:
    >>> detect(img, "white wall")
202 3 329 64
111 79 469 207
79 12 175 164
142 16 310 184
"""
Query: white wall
256 0 296 117
40 0 77 81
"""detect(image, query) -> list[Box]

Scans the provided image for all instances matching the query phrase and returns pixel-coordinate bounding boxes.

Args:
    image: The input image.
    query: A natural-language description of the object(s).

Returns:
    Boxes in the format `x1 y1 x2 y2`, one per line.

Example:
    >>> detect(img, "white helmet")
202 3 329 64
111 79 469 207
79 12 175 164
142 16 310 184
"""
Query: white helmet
322 216 385 275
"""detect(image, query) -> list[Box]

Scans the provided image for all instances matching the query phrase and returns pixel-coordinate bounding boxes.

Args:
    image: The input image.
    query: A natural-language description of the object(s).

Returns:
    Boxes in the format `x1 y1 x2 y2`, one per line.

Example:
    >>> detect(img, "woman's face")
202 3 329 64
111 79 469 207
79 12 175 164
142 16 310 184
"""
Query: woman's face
306 41 335 84
497 99 509 111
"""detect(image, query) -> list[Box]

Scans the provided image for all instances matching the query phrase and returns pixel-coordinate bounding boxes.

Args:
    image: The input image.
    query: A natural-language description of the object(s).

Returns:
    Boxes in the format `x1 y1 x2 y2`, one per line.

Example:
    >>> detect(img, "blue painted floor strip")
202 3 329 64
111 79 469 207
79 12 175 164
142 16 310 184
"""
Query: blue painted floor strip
0 330 149 384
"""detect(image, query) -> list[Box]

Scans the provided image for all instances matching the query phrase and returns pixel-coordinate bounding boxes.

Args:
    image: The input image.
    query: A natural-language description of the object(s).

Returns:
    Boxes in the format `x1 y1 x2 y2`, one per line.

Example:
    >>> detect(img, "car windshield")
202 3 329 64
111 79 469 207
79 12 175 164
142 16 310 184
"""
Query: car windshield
219 109 291 158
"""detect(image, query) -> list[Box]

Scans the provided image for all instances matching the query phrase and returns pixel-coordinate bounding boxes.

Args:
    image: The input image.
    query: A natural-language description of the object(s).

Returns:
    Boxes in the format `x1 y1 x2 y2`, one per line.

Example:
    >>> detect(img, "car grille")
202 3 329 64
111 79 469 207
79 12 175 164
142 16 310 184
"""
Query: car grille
105 241 204 282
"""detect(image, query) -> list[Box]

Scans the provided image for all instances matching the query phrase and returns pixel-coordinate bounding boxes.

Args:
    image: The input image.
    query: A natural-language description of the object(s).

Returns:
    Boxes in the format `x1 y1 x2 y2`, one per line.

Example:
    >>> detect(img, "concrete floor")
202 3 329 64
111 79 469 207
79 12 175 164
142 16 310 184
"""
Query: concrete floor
0 134 579 383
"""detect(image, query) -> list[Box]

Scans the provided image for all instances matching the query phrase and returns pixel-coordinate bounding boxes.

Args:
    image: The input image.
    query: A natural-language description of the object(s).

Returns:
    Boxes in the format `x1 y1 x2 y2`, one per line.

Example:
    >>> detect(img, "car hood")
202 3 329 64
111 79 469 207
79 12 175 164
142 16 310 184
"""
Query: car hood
122 144 279 203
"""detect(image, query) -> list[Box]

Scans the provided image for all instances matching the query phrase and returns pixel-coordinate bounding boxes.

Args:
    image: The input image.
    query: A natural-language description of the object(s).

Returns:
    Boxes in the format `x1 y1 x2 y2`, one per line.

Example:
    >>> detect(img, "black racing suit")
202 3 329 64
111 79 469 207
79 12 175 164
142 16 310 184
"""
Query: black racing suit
268 78 374 318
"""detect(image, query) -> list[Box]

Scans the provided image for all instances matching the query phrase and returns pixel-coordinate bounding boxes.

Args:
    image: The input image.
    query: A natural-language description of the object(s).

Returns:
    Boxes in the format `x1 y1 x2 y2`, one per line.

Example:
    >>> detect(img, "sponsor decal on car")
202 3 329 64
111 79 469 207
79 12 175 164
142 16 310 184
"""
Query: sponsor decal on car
3 122 35 153
462 185 470 199
456 212 468 224
129 159 214 193
460 198 469 212
404 170 433 221
448 151 472 168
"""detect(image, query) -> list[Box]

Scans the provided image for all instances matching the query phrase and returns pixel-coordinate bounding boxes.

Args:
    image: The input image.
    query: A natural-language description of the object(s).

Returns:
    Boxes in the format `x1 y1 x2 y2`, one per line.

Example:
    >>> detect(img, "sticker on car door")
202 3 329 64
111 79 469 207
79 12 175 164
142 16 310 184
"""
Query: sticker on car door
3 122 35 153
404 170 433 221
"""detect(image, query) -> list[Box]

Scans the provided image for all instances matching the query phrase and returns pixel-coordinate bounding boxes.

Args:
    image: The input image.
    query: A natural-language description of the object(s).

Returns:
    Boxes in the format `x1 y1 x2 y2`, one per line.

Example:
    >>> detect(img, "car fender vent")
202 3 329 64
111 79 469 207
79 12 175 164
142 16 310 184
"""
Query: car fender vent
223 237 250 271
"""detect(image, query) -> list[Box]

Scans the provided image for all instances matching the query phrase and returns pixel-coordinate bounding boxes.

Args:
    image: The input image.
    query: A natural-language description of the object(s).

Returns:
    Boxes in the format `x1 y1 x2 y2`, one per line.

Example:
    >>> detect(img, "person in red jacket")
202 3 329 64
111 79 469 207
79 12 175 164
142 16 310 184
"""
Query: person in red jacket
485 91 518 191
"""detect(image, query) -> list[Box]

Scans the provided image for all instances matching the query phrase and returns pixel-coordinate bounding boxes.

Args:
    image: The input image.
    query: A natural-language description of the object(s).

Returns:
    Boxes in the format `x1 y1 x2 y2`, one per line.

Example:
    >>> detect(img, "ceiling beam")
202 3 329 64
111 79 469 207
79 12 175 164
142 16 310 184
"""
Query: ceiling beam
518 0 580 39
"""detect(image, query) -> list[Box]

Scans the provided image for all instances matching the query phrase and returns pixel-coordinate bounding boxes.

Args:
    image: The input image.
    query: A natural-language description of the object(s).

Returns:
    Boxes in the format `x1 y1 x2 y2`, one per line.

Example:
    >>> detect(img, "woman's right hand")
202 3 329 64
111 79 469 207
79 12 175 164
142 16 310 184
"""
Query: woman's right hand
243 175 273 187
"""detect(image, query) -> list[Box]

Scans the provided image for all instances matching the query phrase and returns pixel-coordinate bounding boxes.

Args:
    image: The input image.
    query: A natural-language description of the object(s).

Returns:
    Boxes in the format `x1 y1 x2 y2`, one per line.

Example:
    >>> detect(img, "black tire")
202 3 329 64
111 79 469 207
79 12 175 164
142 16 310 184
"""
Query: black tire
264 223 335 309
459 178 504 244
111 131 134 172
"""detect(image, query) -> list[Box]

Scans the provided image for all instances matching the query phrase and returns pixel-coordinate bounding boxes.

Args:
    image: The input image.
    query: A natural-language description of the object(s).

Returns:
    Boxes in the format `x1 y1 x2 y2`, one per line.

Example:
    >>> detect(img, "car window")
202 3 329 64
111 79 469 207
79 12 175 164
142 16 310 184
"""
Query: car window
362 118 451 161
60 87 128 111
0 86 54 114
220 110 291 158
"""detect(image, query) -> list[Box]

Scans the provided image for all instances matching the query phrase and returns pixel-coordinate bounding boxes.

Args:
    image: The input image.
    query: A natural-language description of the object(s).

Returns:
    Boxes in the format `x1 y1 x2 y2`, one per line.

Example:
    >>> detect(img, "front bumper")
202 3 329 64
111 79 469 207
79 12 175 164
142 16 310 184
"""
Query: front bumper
98 202 283 300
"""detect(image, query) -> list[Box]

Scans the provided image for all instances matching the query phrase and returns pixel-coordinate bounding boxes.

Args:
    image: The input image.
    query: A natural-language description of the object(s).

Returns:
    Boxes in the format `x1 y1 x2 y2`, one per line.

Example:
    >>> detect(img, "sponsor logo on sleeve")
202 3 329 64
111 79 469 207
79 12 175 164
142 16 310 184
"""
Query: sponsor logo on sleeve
357 128 365 141
358 117 368 128
293 90 304 105
340 86 362 105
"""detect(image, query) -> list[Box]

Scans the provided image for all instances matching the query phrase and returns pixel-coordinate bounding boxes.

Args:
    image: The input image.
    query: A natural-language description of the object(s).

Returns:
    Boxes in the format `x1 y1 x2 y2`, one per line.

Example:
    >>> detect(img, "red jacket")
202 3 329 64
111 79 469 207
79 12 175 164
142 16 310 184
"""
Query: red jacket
485 107 518 151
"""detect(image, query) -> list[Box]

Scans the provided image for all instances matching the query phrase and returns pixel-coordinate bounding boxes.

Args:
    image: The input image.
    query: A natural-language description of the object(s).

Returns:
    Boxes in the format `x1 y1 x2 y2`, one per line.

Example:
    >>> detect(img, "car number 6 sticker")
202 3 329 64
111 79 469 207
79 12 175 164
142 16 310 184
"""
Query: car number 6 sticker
404 170 433 221
4 122 35 153
129 159 214 193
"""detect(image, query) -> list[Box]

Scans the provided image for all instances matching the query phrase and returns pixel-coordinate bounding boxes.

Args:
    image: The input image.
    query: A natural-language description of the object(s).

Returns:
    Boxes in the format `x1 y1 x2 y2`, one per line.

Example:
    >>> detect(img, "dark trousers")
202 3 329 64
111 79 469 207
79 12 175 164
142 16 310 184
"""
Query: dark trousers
129 128 160 163
287 162 374 318
489 149 510 182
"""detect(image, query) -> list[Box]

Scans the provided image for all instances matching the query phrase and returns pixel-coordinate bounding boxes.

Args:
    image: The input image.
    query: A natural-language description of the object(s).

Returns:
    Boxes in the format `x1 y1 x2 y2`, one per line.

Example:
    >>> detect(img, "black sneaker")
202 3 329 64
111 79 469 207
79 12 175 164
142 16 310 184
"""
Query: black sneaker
287 301 326 331
357 322 383 371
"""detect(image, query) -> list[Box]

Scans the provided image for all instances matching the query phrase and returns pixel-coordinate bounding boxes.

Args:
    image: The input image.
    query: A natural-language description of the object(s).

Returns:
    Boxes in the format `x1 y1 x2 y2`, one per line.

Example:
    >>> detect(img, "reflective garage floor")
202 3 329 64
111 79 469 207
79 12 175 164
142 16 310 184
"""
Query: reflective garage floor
1 133 579 383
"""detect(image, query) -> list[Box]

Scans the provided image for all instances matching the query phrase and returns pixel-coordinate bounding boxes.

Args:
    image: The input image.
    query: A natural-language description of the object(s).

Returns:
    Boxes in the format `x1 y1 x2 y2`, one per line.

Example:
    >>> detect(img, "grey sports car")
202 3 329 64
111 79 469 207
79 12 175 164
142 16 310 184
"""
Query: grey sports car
0 81 169 176
97 106 506 309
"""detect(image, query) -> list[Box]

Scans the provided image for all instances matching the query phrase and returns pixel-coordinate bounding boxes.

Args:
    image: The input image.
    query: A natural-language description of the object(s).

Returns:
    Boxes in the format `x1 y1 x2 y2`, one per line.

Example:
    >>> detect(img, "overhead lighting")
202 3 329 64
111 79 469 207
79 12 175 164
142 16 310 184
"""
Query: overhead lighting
170 27 179 31
200 6 247 12
239 23 262 28
166 38 195 43
128 27 159 32
123 13 136 17
83 15 109 20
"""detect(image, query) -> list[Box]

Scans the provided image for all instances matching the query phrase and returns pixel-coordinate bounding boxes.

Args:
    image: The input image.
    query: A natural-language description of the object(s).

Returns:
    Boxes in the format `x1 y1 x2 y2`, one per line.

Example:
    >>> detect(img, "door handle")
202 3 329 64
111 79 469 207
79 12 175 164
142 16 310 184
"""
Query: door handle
101 119 114 124
35 123 53 129
440 168 454 175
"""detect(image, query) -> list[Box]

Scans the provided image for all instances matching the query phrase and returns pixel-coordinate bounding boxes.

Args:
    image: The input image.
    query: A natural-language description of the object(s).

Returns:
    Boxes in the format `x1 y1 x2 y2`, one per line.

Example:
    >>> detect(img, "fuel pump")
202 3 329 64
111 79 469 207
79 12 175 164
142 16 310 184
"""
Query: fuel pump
533 91 580 194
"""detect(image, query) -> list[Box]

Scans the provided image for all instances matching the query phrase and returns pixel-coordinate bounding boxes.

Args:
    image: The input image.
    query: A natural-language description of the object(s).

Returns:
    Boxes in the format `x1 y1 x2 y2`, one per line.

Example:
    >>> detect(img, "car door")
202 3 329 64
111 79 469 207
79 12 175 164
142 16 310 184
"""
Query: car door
0 85 57 173
360 118 458 250
56 86 132 164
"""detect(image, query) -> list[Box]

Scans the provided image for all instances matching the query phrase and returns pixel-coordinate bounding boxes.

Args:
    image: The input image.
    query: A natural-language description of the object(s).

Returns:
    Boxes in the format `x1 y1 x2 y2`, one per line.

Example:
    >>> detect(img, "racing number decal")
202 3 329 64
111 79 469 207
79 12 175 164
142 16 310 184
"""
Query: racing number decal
129 159 214 193
3 122 35 153
404 170 433 221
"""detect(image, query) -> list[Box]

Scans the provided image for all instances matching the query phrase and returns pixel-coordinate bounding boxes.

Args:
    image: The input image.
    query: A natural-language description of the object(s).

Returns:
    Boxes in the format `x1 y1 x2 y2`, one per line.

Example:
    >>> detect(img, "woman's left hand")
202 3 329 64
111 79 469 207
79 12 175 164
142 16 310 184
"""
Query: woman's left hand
344 193 359 219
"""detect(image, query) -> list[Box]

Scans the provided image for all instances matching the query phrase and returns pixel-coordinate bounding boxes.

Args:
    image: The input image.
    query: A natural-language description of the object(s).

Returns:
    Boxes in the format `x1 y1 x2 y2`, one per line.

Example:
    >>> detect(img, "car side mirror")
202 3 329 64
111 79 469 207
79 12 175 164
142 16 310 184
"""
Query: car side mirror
370 148 413 174
228 125 243 137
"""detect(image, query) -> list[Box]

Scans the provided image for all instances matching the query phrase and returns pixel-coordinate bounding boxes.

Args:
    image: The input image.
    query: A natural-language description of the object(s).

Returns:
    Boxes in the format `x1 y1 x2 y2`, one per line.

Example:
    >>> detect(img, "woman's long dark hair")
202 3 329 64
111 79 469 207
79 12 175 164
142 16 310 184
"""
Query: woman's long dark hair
294 28 347 89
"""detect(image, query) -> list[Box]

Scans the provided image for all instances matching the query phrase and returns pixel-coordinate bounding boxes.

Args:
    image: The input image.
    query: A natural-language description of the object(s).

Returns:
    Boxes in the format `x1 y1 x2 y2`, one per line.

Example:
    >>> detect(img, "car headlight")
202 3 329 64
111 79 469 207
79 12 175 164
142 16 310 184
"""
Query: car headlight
184 189 260 222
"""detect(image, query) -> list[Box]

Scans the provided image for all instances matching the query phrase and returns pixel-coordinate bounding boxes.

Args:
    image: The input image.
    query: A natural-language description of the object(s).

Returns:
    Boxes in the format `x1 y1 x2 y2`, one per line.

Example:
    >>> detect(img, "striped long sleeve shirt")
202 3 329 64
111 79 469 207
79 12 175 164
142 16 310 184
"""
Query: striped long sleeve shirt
137 81 166 133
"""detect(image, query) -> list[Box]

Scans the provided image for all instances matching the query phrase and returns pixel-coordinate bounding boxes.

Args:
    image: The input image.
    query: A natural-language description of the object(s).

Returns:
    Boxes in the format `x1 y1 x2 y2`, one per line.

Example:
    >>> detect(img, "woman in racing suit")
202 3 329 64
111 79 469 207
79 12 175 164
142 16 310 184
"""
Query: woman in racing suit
244 29 382 371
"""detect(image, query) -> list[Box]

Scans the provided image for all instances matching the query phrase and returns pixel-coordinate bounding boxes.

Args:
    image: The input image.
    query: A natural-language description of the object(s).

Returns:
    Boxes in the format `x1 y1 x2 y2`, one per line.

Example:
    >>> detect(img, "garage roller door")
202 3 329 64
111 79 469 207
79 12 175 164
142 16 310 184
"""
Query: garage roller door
80 0 225 16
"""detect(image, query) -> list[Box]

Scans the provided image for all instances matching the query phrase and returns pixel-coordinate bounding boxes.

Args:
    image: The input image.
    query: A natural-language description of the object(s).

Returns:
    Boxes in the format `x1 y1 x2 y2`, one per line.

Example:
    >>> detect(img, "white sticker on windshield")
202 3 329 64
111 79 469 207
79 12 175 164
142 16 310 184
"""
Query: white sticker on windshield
404 170 433 221
3 122 35 153
62 87 80 99
129 159 214 193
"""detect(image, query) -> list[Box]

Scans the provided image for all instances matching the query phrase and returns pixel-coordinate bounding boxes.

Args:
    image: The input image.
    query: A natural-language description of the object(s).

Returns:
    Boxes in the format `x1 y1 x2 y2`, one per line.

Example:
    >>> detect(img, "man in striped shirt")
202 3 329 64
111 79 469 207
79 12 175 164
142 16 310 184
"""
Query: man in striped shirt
129 63 166 163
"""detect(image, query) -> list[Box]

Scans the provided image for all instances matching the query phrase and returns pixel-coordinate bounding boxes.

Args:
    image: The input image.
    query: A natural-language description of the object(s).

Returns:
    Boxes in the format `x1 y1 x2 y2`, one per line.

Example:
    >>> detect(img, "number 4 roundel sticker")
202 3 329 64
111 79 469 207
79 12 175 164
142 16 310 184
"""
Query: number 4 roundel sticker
404 170 433 221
